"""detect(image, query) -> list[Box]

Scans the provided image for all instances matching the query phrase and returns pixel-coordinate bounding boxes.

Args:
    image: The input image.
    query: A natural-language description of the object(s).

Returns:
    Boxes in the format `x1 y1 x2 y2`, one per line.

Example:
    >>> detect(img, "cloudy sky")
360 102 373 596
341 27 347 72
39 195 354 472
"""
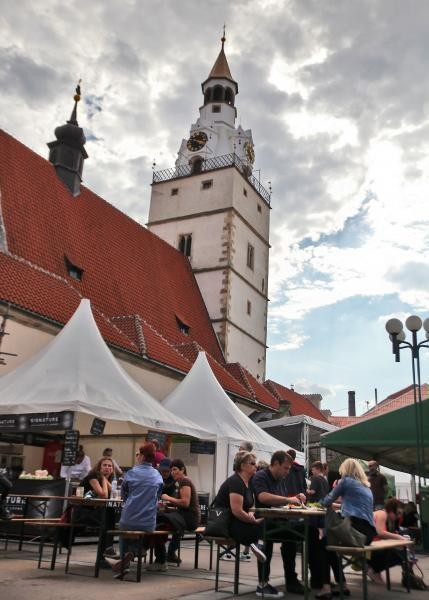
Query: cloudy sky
2 0 429 415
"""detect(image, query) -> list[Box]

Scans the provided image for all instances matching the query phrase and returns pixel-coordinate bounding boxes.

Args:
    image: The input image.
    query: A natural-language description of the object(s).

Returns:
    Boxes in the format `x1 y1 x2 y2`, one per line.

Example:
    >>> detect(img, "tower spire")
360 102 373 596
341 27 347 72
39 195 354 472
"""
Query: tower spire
47 81 88 197
207 28 234 81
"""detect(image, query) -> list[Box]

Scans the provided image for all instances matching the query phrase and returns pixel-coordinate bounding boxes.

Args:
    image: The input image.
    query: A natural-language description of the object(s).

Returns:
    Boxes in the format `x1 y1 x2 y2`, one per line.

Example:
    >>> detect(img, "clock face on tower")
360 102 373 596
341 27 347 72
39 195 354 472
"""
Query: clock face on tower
186 131 208 152
244 141 255 164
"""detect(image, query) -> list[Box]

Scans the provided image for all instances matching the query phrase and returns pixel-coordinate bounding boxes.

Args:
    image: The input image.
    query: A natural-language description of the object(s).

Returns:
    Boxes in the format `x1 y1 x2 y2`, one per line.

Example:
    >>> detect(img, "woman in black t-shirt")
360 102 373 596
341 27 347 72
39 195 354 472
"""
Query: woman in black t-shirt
214 451 266 561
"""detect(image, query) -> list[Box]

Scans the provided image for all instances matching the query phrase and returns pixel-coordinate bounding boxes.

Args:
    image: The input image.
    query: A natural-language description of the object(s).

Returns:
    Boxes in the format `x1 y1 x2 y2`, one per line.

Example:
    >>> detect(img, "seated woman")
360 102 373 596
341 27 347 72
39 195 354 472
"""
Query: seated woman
77 457 116 558
368 498 408 584
150 458 200 570
213 451 266 562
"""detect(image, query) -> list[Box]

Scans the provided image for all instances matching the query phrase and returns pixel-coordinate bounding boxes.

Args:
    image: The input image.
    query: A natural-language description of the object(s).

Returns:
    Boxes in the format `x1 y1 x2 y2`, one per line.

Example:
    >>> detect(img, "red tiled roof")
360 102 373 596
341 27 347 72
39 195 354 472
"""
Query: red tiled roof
0 252 138 353
328 416 362 427
328 384 429 426
0 129 224 364
362 384 429 419
225 363 279 410
264 380 330 422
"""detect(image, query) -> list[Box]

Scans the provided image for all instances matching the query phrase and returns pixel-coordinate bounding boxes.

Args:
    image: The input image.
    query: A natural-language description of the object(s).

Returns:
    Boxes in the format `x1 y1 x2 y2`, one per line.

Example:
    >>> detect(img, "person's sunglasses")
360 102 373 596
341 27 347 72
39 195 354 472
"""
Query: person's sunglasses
247 461 257 466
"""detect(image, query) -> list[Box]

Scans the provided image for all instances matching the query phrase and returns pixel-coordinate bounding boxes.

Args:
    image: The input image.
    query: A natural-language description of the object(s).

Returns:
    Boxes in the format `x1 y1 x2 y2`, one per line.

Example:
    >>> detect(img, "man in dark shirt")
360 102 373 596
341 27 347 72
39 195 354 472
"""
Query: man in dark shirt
281 449 307 496
367 460 388 509
307 461 329 502
252 450 307 598
159 458 176 497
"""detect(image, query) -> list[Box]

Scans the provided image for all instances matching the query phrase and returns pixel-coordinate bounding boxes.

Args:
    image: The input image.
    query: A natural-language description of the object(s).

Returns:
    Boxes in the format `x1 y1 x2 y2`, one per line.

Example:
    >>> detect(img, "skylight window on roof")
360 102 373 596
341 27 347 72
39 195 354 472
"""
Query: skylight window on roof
64 256 83 281
175 315 190 335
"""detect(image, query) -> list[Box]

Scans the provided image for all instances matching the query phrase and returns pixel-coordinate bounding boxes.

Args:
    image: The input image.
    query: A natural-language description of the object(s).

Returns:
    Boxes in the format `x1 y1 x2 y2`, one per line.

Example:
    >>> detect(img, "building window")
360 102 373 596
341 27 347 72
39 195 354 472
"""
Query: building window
201 179 213 190
171 188 179 196
247 300 252 315
175 316 190 335
257 204 262 213
191 157 203 174
261 278 265 292
64 256 83 281
178 234 192 258
212 105 221 113
247 243 254 270
243 188 247 197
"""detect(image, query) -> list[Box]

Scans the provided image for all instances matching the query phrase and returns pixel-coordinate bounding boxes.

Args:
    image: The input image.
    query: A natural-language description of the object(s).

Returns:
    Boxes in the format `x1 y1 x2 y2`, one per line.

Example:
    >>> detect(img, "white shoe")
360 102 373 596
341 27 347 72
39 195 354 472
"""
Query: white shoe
220 552 234 561
240 551 251 561
146 561 168 572
250 543 266 563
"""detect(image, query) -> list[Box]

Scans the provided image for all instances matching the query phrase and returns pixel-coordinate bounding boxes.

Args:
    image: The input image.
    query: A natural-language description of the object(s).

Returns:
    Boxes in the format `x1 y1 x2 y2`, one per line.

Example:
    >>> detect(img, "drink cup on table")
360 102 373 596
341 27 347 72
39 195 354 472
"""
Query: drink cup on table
76 486 84 498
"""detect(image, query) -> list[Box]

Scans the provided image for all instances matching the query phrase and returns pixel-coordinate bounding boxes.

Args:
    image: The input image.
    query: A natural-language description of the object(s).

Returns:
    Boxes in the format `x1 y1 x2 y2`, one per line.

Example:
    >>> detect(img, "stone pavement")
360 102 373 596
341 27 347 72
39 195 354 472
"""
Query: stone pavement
0 538 428 600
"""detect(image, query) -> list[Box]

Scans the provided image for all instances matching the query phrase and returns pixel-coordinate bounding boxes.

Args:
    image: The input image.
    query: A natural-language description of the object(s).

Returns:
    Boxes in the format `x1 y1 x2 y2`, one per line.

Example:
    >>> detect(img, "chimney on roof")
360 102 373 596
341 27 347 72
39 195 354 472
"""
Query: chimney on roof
348 390 356 416
47 81 88 196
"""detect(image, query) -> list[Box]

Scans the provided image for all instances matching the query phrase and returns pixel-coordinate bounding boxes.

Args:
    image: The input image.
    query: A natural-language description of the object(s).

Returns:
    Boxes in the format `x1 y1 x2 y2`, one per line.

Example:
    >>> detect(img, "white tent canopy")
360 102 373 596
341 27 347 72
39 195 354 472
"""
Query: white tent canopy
163 352 303 493
0 299 215 440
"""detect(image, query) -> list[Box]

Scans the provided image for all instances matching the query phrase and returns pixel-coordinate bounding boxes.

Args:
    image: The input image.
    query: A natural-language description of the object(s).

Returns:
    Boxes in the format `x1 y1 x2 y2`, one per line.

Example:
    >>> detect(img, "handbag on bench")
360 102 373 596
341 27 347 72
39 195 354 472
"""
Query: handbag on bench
325 508 366 547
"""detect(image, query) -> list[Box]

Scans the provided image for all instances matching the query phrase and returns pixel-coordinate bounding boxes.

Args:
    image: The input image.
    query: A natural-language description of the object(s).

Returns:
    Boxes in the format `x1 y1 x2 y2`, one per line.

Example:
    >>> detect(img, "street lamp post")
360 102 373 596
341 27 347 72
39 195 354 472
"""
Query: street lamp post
385 315 428 498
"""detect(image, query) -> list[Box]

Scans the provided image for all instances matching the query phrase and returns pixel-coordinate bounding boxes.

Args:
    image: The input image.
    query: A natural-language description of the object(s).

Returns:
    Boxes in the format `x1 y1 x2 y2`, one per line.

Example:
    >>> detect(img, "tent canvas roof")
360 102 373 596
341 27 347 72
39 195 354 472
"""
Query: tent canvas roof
163 352 303 459
320 399 429 477
0 299 215 440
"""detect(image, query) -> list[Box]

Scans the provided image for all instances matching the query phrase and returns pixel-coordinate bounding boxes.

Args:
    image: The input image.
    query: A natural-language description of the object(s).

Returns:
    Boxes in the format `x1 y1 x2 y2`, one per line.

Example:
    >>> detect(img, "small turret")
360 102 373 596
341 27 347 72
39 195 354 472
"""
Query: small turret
47 81 88 196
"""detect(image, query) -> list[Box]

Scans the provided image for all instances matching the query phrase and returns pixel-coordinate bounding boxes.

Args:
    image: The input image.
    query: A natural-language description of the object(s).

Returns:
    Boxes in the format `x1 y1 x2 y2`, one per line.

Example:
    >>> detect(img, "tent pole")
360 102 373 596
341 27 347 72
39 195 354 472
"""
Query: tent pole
410 474 416 504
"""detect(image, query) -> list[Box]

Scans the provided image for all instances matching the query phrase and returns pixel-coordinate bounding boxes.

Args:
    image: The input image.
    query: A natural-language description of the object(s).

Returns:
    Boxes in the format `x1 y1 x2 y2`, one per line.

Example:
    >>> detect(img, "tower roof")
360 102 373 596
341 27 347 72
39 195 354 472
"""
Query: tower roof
205 33 236 85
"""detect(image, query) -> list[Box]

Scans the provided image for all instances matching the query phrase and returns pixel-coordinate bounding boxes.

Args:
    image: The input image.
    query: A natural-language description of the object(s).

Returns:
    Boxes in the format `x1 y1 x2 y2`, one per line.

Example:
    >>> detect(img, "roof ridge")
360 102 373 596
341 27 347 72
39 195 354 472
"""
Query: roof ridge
229 362 257 399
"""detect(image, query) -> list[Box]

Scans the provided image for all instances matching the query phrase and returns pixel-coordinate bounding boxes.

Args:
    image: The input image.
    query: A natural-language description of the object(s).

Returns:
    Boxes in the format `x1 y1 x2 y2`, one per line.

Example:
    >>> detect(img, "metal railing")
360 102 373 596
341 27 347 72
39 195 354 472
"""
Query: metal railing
152 153 271 205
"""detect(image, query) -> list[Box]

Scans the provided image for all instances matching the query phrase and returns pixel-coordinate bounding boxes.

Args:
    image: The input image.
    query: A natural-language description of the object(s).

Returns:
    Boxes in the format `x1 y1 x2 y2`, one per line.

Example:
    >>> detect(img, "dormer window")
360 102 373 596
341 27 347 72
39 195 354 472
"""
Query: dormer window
175 315 190 335
64 256 83 281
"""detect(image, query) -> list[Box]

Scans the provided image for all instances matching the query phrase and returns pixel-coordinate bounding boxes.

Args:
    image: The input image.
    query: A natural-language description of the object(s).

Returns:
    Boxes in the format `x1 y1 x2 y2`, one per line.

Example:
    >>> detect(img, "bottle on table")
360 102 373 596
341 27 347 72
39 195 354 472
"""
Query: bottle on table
111 475 118 499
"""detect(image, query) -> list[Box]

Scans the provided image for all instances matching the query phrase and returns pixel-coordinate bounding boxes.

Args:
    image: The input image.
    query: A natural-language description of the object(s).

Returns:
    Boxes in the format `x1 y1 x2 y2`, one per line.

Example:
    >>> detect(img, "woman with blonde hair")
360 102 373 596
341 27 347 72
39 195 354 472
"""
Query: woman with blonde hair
321 458 375 540
321 458 380 592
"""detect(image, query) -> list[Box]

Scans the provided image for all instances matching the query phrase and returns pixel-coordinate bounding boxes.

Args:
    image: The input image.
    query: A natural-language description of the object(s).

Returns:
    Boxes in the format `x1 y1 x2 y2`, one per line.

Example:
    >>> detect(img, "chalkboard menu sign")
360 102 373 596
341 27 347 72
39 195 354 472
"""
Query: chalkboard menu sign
62 430 80 466
147 430 168 448
190 440 216 455
0 411 74 432
90 418 106 436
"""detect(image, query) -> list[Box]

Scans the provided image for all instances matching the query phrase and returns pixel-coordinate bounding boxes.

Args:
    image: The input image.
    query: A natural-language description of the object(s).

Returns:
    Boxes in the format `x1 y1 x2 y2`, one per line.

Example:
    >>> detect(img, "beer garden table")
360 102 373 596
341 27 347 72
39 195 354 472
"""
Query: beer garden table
251 506 327 600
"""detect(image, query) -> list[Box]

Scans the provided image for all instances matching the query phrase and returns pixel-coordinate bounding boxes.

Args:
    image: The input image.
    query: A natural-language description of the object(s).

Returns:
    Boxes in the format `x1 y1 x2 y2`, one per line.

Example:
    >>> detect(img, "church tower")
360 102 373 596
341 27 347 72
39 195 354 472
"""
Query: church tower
147 35 270 380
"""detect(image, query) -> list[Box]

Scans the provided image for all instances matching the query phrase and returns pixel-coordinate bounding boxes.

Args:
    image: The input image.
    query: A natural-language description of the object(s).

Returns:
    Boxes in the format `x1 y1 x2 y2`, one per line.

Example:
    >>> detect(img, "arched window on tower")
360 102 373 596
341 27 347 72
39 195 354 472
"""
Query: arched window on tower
213 85 223 102
224 87 234 106
190 157 203 174
204 88 212 105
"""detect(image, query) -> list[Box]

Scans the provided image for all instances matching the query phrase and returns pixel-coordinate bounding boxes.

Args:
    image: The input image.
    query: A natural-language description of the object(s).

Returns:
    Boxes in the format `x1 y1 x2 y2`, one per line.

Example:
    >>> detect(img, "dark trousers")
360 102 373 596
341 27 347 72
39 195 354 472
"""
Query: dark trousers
257 521 330 587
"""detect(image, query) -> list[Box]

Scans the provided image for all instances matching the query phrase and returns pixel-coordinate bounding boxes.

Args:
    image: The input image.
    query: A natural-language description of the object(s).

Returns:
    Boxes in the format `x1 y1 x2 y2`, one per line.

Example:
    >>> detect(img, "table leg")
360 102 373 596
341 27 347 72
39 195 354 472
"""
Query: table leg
303 520 309 600
94 506 107 578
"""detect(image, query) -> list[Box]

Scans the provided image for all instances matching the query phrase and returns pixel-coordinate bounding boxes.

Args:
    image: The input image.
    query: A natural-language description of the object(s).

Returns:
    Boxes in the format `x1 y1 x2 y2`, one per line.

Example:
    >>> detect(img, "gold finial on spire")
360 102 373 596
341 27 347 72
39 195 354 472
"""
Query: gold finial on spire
221 23 226 48
74 79 82 103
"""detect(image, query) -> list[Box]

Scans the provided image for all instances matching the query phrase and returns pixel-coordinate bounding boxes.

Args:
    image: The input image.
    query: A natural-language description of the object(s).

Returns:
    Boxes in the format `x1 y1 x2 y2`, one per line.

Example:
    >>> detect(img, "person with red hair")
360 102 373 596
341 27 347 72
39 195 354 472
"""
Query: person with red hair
109 442 163 575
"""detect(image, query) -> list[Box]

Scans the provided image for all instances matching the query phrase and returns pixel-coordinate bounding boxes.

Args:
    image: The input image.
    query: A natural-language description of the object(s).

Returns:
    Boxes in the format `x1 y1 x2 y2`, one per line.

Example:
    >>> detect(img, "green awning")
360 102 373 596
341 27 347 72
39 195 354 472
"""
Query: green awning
320 399 429 477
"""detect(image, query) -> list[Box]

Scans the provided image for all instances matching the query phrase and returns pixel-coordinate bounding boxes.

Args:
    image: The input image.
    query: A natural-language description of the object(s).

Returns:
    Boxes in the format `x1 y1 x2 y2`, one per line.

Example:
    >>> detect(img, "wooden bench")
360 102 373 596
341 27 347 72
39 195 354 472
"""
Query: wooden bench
107 529 171 582
17 519 72 571
202 534 241 595
327 538 413 600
